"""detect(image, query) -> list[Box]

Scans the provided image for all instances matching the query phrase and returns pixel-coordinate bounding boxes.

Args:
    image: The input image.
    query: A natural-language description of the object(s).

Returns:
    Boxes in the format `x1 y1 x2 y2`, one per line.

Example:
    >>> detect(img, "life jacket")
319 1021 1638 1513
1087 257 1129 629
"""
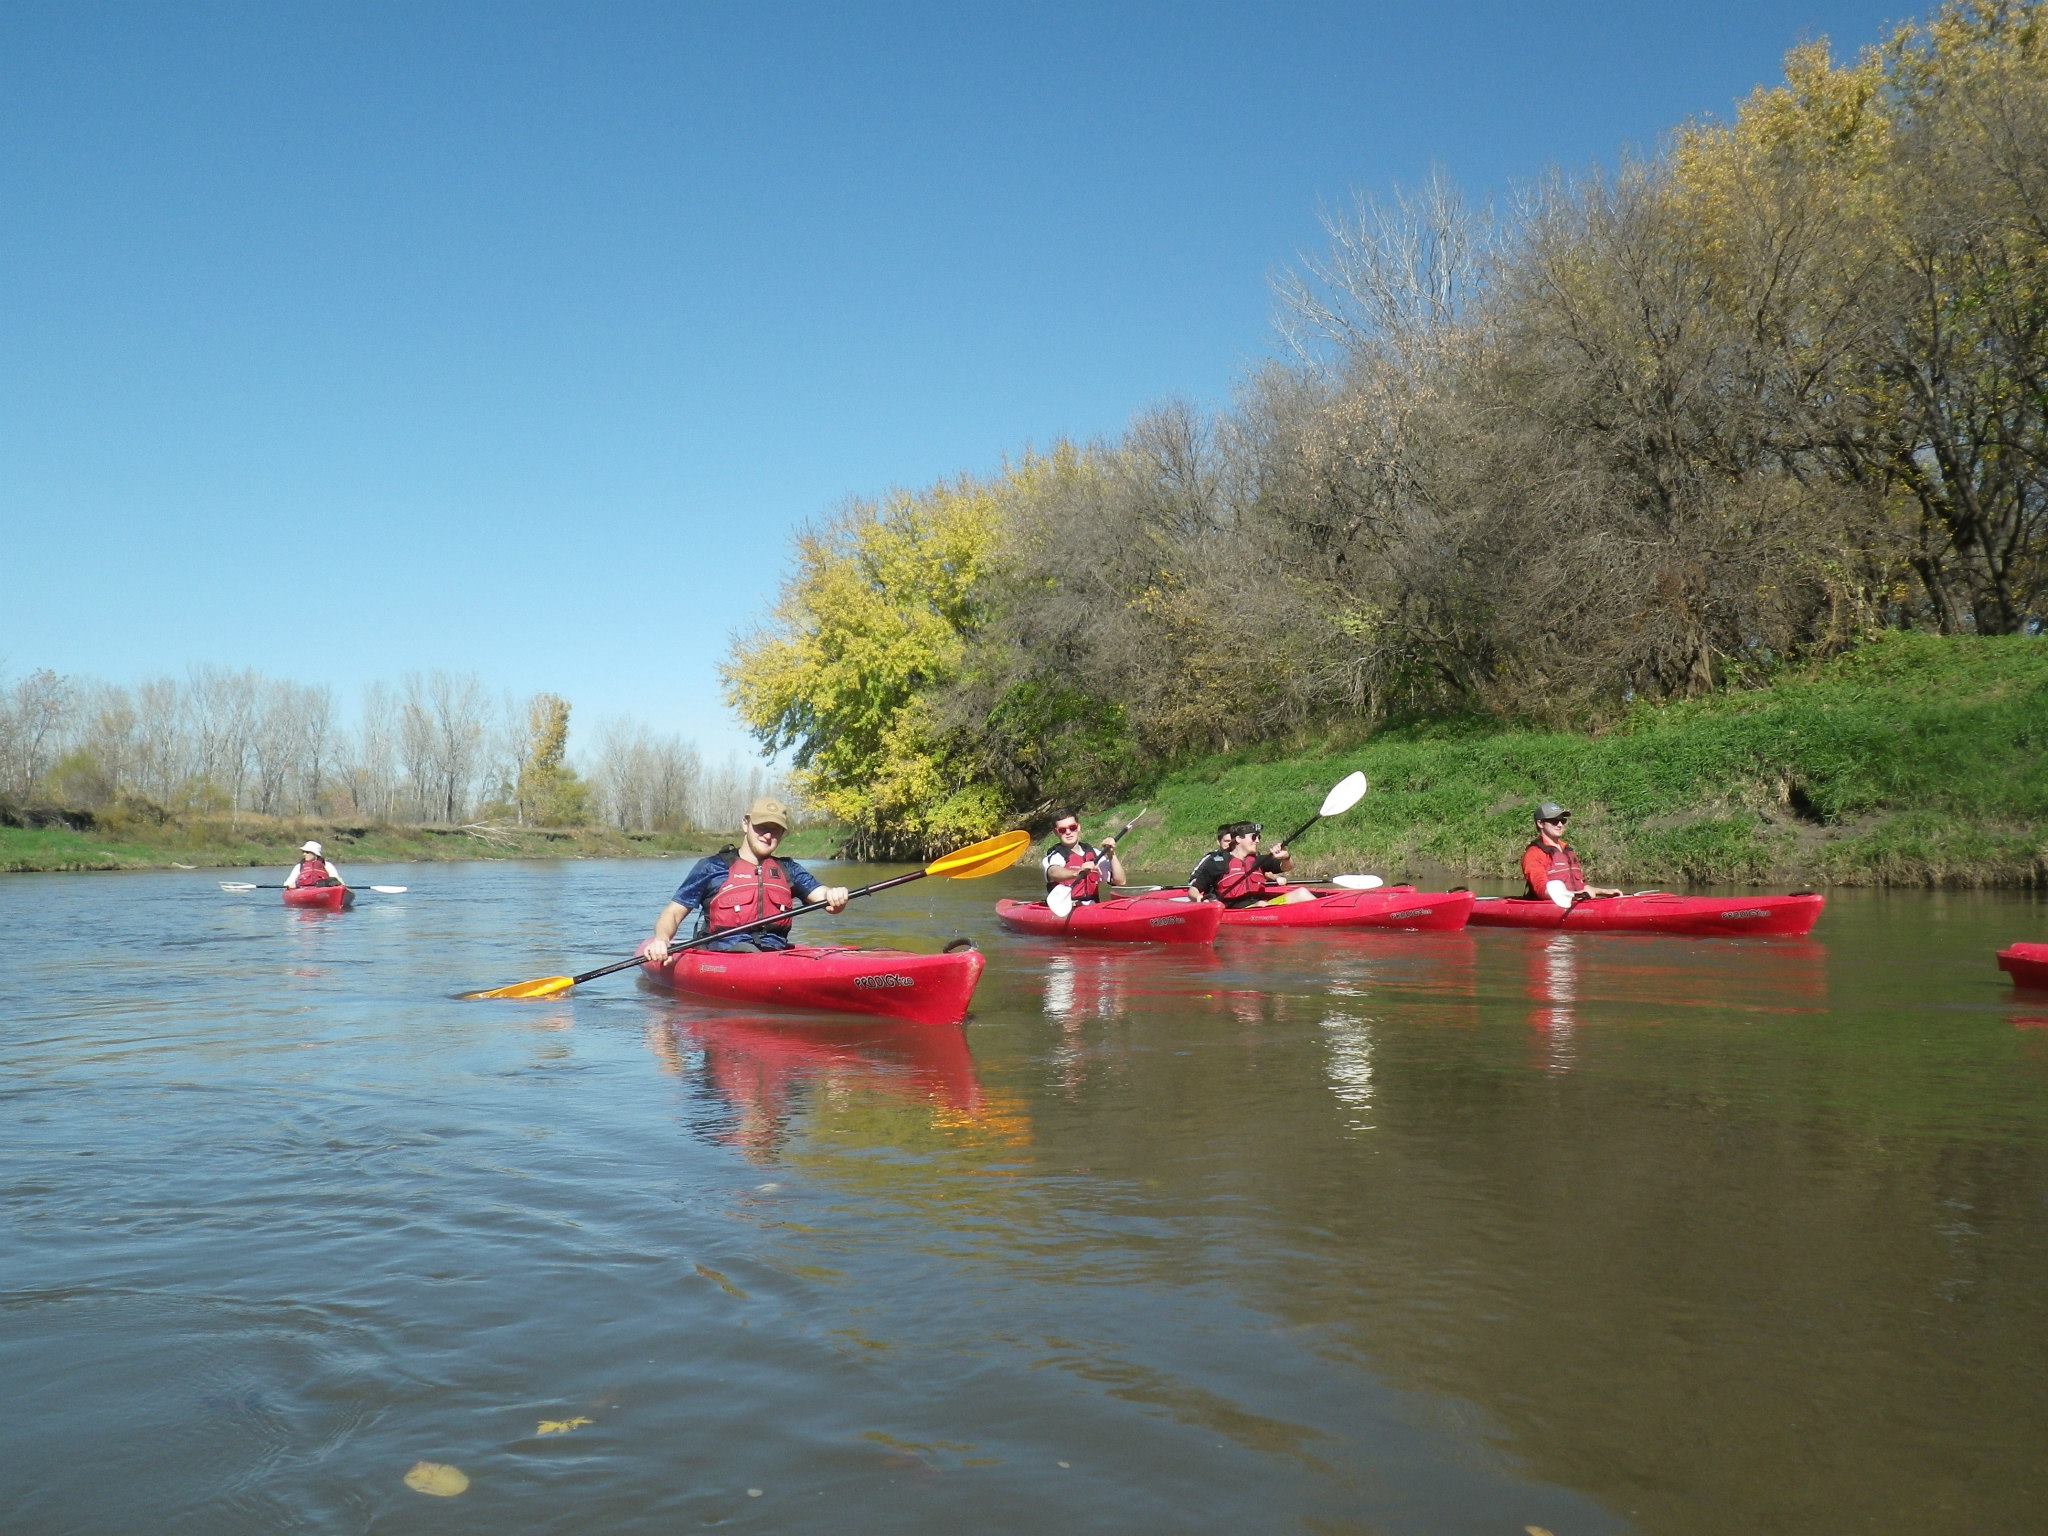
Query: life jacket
1215 852 1268 905
706 855 797 936
1046 842 1105 903
295 857 334 888
1524 838 1587 900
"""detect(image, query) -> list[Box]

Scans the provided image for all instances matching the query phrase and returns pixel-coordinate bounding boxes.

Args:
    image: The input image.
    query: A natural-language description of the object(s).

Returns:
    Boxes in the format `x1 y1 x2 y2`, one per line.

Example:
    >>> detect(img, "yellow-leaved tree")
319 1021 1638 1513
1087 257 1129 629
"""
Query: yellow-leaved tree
722 478 1004 858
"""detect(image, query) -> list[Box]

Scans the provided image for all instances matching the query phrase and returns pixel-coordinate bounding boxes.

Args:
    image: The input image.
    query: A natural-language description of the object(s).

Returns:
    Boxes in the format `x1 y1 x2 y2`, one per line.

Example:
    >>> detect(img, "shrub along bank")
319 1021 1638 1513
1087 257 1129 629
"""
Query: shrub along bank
1093 634 2048 890
0 812 836 874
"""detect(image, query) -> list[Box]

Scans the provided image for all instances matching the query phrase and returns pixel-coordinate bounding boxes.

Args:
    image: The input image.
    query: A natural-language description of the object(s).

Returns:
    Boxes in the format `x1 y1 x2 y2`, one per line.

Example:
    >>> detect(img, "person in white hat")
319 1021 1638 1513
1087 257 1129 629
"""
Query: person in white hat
644 796 849 959
283 839 344 890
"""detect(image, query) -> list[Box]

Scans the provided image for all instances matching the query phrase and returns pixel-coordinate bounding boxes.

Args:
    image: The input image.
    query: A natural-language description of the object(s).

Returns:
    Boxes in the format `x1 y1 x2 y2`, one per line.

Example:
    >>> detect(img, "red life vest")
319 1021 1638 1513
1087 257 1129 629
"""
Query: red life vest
706 855 797 936
1215 853 1268 904
295 857 334 888
1047 843 1105 903
1524 838 1587 900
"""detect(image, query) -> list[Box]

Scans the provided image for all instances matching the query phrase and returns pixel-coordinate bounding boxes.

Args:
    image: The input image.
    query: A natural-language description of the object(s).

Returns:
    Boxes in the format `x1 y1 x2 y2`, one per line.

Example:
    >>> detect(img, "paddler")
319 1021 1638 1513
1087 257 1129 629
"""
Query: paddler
284 839 344 890
644 796 849 958
1523 801 1621 909
1188 821 1311 906
1043 810 1125 905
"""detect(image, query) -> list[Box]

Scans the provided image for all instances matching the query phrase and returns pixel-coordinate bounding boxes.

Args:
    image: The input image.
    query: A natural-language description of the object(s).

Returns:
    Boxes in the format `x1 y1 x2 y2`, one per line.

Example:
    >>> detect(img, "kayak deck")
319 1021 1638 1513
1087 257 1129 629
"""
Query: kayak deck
995 896 1222 943
1209 886 1473 932
641 944 985 1027
282 885 353 910
1469 891 1824 937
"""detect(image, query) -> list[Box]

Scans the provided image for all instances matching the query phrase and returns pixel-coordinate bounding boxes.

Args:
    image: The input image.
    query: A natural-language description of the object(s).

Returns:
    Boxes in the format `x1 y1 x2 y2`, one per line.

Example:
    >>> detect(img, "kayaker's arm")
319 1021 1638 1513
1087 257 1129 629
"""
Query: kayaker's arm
647 900 692 962
819 886 850 913
1099 840 1126 887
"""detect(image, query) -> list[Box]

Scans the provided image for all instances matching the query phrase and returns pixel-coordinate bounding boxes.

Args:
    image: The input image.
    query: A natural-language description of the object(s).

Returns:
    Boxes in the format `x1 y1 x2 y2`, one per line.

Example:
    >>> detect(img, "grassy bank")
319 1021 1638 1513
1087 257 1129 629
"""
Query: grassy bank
0 815 837 874
1099 633 2048 889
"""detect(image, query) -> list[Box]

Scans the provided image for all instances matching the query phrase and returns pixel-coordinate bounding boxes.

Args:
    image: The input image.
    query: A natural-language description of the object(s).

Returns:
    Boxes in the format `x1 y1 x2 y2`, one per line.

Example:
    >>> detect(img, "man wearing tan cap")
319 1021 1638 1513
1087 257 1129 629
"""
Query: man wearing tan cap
645 796 849 957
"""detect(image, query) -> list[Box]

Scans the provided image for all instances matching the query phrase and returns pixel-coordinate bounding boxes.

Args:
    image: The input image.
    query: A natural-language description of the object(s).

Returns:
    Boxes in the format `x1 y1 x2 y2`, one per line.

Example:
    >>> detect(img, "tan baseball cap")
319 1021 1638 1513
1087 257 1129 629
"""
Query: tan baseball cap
745 796 792 830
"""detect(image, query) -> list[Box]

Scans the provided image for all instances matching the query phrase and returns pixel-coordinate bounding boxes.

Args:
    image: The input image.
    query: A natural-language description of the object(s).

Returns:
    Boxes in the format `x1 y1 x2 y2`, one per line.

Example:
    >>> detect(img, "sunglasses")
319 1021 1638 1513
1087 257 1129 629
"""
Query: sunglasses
1054 822 1079 834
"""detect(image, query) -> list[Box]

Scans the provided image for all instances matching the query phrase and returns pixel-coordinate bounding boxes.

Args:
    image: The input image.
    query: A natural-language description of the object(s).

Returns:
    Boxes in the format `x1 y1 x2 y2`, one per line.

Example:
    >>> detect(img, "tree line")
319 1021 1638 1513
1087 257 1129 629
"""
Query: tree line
724 0 2048 859
0 663 783 835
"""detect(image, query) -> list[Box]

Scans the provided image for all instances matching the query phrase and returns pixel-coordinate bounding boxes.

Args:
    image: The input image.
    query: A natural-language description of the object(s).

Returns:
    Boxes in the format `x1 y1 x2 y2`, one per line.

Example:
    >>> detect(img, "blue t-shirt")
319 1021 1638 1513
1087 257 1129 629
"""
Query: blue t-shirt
671 852 824 951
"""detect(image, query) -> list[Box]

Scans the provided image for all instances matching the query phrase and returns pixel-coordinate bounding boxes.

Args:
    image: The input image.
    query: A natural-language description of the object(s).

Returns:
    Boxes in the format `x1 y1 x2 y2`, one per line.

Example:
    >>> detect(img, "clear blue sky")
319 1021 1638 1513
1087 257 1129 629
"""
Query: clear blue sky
2 0 1914 766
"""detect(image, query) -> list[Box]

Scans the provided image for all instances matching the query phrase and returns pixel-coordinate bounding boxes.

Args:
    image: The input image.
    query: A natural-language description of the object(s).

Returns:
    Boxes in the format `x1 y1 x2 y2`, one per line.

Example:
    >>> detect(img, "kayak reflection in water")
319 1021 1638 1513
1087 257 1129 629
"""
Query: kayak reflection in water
1042 810 1125 905
643 795 849 959
1188 821 1313 907
284 839 344 889
1522 801 1623 910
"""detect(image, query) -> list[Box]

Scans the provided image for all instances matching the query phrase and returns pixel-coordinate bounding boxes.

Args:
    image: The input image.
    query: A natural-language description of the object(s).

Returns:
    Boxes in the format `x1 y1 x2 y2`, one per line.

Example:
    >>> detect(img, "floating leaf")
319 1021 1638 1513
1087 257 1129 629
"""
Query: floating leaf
1526 1527 1554 1536
404 1461 470 1497
537 1417 592 1436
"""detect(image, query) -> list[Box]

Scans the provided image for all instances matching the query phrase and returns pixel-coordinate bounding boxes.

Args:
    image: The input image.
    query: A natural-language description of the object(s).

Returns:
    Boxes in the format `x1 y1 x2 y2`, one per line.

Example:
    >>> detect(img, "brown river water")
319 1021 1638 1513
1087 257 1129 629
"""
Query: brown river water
3 860 2046 1534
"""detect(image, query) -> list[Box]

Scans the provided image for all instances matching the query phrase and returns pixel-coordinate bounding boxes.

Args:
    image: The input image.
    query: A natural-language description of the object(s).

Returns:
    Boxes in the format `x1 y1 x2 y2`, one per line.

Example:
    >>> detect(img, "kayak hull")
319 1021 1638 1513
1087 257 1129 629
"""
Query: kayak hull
641 944 985 1027
995 895 1222 944
1469 892 1824 937
1210 887 1474 932
1998 942 2048 990
282 885 354 910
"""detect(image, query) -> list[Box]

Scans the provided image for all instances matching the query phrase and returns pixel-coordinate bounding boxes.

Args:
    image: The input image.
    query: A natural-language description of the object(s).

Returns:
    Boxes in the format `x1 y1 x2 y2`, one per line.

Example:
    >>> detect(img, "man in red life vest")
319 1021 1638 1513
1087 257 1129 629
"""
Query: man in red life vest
284 839 343 889
644 797 849 958
1521 802 1621 909
1188 821 1311 906
1043 811 1126 904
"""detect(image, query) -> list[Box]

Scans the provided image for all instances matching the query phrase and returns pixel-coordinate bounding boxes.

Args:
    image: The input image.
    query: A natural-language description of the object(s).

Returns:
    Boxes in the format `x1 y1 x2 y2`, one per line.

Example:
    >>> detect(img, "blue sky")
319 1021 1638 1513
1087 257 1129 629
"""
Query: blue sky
2 0 1916 766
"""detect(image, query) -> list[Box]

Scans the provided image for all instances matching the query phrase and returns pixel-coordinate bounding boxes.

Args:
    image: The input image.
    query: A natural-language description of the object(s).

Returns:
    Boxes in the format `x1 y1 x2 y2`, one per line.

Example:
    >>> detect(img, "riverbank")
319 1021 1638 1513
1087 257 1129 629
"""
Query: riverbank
1102 633 2048 889
0 815 837 874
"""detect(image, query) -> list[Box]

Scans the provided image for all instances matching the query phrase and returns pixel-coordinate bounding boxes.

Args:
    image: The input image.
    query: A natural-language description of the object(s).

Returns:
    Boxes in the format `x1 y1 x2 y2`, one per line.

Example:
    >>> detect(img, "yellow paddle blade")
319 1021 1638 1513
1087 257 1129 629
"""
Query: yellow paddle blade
461 974 574 1001
925 828 1032 879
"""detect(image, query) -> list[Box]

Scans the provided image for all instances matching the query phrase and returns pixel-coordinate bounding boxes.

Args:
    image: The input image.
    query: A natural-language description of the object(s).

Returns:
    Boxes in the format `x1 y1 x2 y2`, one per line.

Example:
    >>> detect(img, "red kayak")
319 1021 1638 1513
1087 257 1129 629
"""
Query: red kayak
282 884 354 910
995 895 1223 944
640 944 985 1027
1208 886 1473 932
1120 886 1472 931
1998 943 2048 990
1469 891 1824 937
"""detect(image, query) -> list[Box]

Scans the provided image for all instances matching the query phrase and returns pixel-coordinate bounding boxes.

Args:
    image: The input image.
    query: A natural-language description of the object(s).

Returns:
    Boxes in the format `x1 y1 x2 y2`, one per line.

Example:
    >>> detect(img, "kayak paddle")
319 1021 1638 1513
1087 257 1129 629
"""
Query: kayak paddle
221 881 410 894
463 828 1031 1001
1271 771 1368 849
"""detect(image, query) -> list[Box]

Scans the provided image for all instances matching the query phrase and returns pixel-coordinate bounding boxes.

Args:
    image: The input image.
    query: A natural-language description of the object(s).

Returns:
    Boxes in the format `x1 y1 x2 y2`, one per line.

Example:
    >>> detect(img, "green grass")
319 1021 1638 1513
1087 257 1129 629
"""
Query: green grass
1097 633 2048 888
0 816 835 874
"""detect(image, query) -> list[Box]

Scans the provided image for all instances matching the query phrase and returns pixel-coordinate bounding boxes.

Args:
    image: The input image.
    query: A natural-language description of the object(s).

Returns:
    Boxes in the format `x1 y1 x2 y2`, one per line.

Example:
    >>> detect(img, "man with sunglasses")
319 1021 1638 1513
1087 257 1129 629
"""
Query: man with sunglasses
1188 821 1307 907
1043 812 1125 905
1522 801 1621 909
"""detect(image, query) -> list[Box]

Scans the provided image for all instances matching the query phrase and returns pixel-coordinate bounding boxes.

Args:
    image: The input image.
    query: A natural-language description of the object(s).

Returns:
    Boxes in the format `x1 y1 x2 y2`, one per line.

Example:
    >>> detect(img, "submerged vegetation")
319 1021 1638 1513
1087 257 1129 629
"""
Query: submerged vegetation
724 1 2048 864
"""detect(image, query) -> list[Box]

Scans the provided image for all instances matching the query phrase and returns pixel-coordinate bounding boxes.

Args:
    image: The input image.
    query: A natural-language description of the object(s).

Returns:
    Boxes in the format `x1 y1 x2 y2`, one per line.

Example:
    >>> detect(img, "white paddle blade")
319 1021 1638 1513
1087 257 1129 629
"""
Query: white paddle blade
219 882 257 892
1045 883 1076 918
1329 874 1384 890
1318 770 1368 818
367 885 409 894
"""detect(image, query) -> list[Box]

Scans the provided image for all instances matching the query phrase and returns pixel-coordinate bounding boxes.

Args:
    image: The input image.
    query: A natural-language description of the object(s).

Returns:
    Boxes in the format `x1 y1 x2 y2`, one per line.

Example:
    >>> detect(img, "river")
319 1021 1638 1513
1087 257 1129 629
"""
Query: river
3 860 2045 1534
